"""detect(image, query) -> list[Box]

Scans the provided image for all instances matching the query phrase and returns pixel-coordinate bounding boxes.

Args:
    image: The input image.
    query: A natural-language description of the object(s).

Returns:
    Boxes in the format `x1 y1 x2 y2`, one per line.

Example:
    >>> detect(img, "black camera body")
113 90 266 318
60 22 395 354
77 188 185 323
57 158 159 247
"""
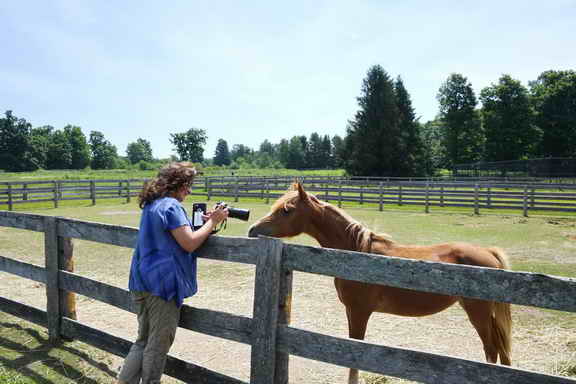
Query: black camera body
216 202 250 221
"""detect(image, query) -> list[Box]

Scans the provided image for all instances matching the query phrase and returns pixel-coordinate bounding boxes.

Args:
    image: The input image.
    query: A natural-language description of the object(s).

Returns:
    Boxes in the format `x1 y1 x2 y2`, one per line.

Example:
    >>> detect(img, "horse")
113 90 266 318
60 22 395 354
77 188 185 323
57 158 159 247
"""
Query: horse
248 182 512 384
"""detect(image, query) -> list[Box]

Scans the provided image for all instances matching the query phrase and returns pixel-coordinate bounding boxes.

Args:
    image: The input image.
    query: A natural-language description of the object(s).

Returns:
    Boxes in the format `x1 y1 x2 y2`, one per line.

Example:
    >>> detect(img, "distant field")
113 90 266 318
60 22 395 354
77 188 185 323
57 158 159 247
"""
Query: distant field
0 167 345 181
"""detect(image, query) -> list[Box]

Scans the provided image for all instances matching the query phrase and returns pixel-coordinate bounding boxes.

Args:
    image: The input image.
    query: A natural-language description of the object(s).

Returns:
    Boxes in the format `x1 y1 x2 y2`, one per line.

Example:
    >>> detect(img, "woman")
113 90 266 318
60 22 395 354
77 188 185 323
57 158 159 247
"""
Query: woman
117 162 228 384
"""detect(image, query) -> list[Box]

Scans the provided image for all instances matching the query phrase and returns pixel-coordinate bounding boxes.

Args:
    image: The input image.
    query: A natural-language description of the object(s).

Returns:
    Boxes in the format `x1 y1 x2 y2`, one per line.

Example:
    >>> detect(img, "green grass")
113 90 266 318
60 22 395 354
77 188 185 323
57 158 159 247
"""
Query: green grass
0 167 345 182
0 312 117 384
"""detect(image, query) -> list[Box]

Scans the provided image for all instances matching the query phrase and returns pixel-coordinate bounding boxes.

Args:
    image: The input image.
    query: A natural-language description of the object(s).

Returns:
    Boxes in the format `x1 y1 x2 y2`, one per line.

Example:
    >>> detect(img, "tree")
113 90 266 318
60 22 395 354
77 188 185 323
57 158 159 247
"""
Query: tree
46 129 73 169
320 135 333 168
29 125 54 170
420 119 446 175
530 70 576 157
331 135 345 168
395 76 424 176
259 139 274 156
126 138 153 164
170 128 207 162
64 125 91 169
344 65 404 176
89 131 118 169
286 136 306 169
437 74 484 167
480 75 541 161
0 111 38 171
308 133 323 168
230 144 253 162
213 138 231 166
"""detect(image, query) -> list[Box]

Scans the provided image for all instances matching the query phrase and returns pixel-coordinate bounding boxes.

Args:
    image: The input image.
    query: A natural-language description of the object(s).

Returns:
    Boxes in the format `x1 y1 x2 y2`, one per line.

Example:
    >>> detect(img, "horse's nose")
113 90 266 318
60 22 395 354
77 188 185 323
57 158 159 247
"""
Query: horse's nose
248 225 259 238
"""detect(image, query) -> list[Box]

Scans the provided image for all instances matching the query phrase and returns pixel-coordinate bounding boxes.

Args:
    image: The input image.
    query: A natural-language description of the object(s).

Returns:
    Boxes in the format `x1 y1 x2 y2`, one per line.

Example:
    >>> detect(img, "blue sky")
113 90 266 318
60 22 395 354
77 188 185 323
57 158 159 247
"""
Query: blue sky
2 1 575 159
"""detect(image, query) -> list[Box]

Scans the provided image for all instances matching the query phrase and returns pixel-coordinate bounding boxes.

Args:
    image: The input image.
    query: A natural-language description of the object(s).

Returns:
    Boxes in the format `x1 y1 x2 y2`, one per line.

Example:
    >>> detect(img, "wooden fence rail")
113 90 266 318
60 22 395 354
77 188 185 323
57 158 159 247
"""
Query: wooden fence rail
2 177 576 216
1 210 576 383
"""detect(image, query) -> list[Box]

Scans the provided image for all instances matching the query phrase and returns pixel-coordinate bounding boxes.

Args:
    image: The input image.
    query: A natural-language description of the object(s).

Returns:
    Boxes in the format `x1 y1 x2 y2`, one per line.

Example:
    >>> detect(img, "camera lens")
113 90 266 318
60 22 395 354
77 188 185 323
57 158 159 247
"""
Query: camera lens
228 207 250 221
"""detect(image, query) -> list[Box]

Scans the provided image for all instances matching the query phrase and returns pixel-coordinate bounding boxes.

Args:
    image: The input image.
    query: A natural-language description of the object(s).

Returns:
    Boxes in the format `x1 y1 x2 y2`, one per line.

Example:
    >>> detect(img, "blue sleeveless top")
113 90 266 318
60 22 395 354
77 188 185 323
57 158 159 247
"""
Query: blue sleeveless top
128 197 198 307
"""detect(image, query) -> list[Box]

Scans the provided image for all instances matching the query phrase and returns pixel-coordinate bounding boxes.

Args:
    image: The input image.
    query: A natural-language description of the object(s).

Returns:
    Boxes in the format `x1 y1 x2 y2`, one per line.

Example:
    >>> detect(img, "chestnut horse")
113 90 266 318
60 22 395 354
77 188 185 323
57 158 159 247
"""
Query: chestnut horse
248 182 512 384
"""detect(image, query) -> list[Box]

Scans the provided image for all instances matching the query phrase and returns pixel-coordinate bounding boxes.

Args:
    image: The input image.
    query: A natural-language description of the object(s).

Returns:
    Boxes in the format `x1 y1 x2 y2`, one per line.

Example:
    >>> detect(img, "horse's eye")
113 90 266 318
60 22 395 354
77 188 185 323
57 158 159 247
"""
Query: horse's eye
282 207 291 215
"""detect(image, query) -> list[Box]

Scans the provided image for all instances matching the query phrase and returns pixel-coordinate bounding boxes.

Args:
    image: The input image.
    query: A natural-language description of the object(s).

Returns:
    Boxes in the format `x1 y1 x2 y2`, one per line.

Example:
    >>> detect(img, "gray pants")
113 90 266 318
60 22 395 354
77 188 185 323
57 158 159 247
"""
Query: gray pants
118 292 181 384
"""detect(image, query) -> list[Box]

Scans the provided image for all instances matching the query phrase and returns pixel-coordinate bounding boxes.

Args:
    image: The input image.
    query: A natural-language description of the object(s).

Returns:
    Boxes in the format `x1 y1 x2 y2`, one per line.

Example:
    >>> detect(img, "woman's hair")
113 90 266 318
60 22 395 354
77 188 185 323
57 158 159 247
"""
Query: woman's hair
138 162 198 208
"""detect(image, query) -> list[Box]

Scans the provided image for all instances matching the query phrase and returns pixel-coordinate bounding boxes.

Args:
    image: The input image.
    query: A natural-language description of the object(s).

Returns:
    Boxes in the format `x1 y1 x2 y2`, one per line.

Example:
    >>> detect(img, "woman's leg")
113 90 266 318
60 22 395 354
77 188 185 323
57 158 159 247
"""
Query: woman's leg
117 292 150 384
141 294 181 384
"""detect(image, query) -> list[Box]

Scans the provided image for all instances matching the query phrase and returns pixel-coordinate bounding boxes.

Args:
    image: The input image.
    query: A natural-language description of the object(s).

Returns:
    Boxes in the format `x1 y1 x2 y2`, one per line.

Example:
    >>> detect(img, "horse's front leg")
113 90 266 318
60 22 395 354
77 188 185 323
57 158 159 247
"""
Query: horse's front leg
345 305 373 384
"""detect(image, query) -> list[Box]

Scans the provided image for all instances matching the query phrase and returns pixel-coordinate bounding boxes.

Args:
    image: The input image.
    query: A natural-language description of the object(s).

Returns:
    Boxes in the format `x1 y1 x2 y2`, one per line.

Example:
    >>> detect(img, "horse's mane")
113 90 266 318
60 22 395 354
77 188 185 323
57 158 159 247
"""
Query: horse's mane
321 200 393 253
275 185 393 252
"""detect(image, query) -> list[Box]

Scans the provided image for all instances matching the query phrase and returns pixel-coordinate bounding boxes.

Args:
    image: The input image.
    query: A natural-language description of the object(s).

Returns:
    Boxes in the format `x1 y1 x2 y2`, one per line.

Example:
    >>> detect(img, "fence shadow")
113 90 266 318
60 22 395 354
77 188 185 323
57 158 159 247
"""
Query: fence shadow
0 317 118 383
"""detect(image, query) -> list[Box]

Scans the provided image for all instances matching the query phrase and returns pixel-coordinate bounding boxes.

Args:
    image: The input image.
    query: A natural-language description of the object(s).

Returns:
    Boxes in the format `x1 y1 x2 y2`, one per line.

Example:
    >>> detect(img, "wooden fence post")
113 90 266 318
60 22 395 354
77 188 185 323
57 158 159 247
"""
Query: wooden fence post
266 182 270 205
425 182 430 213
23 183 28 201
45 217 77 343
8 184 13 211
250 237 283 384
360 184 363 205
53 181 59 208
474 183 479 215
126 180 131 203
235 177 239 203
398 185 403 206
90 181 96 205
207 178 211 201
523 185 529 217
379 182 383 212
118 181 123 197
274 250 293 384
440 186 444 207
338 180 342 208
487 186 492 209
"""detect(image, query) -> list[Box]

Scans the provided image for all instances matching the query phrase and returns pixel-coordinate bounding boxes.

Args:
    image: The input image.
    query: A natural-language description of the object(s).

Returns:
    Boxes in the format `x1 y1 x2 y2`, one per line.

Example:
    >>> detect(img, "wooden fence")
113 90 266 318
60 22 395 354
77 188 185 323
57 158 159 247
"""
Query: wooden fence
2 177 576 216
1 211 576 383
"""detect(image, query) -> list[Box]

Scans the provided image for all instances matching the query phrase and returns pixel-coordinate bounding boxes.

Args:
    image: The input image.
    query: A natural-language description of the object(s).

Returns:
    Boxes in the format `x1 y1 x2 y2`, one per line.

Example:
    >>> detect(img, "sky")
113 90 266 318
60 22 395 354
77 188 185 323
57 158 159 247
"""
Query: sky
1 1 575 159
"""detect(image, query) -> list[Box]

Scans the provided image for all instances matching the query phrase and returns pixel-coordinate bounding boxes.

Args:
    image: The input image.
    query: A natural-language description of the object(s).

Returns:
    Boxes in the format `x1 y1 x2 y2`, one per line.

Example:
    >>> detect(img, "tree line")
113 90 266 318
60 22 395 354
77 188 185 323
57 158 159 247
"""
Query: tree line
1 68 574 176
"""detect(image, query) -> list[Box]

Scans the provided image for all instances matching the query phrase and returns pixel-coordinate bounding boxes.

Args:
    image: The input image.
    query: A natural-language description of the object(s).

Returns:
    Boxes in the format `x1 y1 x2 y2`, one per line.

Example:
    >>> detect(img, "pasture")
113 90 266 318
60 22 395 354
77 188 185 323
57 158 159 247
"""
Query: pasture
1 197 576 383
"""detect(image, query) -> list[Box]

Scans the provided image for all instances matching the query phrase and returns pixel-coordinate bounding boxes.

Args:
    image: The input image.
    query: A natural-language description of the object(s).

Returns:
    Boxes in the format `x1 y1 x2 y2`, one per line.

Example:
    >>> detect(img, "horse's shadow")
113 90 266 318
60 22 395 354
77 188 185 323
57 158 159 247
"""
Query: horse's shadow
0 320 117 383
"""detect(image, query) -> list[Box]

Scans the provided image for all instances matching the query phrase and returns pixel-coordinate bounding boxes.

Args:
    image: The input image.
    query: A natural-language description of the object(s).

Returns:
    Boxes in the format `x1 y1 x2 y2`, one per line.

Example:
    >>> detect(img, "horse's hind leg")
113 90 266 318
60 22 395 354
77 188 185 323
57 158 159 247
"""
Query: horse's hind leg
345 305 373 384
460 298 499 363
460 298 512 365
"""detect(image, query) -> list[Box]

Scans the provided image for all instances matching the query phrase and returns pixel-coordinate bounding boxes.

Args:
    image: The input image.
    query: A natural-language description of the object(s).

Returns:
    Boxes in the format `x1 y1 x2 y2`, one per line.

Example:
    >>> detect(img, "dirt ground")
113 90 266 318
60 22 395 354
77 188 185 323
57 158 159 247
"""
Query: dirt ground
1 208 576 383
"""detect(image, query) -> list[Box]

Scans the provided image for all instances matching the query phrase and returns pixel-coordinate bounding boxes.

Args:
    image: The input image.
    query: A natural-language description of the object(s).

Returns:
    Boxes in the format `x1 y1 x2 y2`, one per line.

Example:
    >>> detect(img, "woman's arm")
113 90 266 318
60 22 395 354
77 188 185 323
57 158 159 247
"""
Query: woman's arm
170 207 228 253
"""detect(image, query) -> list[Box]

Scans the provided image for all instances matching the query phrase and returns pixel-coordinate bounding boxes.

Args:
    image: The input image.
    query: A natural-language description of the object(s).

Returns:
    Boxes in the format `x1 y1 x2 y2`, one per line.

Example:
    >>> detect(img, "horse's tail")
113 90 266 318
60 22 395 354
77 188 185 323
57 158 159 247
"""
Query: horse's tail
490 247 512 365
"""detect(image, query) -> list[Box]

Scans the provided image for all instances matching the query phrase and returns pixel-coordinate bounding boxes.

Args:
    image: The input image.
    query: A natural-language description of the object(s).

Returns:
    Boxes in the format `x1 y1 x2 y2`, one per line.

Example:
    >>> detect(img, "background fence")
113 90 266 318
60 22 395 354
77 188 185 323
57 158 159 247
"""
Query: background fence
1 211 576 383
2 176 576 216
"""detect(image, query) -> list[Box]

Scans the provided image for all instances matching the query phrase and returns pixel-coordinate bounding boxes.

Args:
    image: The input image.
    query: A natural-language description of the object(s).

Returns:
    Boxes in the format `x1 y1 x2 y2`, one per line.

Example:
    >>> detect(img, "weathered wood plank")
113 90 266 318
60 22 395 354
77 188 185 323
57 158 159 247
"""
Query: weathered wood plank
274 247 293 384
0 211 45 231
44 216 61 342
197 236 259 265
58 218 138 248
60 318 246 384
59 271 254 344
0 296 48 327
283 243 576 312
277 325 576 384
0 255 46 283
250 237 283 384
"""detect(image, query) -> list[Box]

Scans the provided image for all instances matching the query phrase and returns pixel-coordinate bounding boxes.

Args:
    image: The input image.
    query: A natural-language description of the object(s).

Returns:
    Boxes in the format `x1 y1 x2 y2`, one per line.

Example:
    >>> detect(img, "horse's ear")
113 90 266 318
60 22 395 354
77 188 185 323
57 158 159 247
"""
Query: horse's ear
296 181 310 202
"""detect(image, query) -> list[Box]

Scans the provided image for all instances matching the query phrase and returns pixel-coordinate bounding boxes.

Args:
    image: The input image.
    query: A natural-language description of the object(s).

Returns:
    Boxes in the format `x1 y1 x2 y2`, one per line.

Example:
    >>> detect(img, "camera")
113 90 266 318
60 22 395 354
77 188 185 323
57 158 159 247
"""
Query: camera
216 202 250 221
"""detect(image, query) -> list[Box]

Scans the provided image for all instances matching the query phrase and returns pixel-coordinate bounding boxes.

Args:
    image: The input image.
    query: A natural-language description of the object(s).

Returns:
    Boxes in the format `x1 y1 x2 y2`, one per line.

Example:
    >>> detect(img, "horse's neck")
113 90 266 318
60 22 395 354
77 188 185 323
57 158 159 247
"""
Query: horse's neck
306 205 370 251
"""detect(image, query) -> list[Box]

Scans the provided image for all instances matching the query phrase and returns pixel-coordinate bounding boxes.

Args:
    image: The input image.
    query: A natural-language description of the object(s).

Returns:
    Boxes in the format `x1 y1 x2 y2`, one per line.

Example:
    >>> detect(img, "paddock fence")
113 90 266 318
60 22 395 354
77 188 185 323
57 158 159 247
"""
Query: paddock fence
2 176 576 216
1 211 576 383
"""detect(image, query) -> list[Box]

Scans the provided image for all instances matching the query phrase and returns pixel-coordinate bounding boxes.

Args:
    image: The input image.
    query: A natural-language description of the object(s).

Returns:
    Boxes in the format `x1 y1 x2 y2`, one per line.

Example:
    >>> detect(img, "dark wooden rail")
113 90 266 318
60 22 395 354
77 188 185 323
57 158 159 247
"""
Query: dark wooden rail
1 210 576 383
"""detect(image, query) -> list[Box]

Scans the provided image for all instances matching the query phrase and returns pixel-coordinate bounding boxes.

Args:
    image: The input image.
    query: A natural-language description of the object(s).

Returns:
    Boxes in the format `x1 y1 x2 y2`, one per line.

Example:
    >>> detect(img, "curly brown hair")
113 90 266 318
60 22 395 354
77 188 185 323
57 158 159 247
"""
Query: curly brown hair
138 162 198 208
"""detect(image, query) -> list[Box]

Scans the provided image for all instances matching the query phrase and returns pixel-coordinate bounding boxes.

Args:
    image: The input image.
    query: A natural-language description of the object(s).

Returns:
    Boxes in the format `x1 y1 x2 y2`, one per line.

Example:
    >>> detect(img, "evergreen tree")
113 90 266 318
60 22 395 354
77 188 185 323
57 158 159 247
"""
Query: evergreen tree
437 73 484 167
286 136 306 169
320 135 333 168
344 65 403 176
230 144 253 162
530 70 576 157
395 76 424 176
480 75 541 161
331 135 345 168
308 133 323 168
213 138 231 166
420 119 446 175
170 128 207 162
